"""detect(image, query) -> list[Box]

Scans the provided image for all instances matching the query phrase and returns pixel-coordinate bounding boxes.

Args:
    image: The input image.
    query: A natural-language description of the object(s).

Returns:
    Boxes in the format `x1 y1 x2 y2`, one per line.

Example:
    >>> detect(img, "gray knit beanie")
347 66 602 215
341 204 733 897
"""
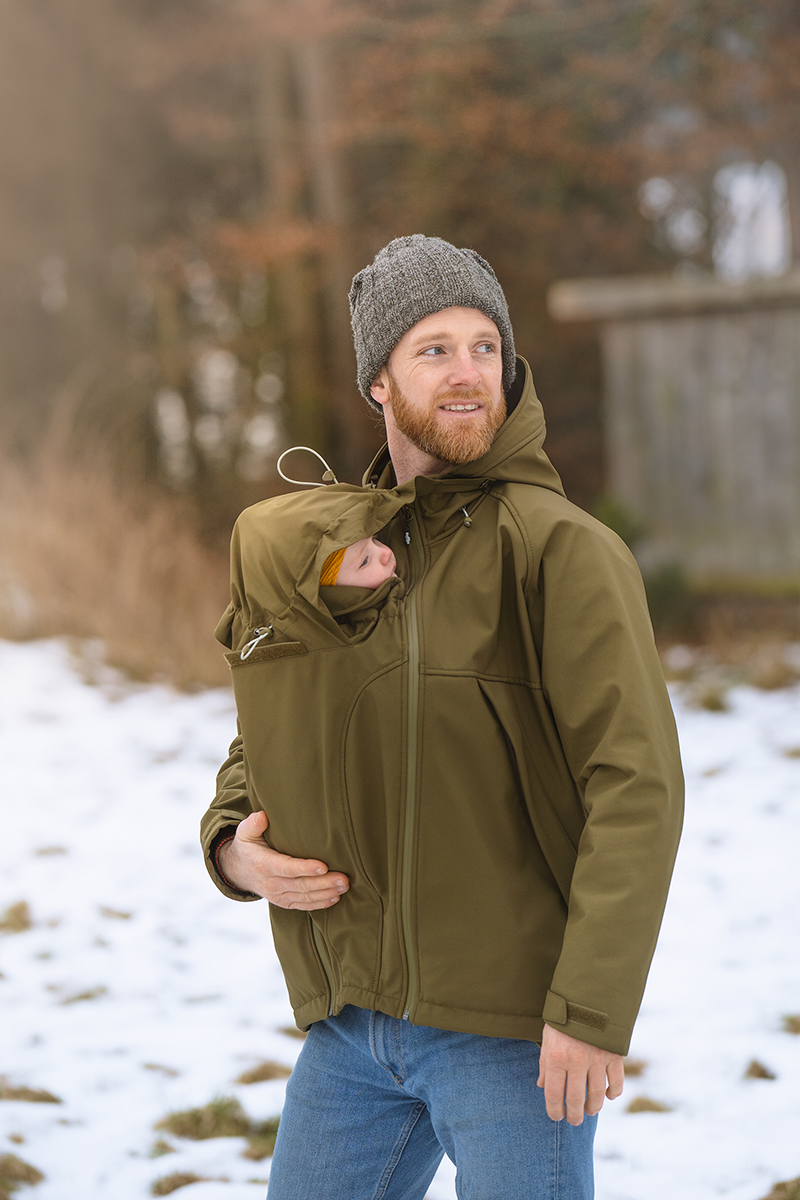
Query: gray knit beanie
349 234 516 408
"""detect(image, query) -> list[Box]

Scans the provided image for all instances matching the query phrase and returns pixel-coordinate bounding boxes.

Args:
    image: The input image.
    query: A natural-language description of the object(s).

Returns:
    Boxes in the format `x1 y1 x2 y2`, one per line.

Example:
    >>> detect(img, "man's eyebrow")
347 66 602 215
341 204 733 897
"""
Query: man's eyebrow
408 328 500 346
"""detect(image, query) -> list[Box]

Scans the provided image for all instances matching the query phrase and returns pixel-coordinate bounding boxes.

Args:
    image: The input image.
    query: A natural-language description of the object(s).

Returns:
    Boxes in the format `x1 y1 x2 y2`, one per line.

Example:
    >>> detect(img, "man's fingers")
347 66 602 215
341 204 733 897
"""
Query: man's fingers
606 1056 625 1101
542 1065 567 1122
564 1066 587 1126
584 1062 609 1117
270 851 335 881
220 813 350 905
235 812 350 892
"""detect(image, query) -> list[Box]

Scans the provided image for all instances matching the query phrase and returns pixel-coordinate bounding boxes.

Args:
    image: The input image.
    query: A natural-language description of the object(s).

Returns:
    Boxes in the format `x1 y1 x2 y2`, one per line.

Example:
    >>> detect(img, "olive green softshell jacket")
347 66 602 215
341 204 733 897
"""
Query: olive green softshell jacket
201 358 684 1056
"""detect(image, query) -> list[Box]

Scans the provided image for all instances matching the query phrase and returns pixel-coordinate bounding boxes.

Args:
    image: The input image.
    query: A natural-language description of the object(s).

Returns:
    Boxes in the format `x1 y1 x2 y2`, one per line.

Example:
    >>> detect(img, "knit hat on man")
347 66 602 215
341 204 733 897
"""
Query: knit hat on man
349 235 516 408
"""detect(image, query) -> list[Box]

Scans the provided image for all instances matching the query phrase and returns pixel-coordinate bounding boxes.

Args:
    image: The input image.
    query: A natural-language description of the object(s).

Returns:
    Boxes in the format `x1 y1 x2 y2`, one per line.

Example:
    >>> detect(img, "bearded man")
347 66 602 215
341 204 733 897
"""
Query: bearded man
202 235 684 1200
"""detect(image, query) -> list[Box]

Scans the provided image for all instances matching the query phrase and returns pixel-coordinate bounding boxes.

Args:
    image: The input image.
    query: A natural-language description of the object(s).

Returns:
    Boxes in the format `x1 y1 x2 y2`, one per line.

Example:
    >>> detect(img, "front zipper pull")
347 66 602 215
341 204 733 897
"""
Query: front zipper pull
403 508 412 545
240 625 274 660
460 506 473 528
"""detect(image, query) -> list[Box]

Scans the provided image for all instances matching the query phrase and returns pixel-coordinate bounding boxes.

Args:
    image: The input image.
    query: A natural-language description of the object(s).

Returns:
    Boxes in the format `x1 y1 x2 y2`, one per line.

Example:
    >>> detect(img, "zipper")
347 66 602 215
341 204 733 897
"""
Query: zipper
401 506 424 1020
310 919 337 1017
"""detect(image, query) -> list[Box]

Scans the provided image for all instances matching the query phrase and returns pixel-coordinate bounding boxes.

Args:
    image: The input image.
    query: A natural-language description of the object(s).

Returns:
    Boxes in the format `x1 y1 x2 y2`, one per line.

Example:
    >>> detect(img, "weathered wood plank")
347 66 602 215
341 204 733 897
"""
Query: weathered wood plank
574 277 800 584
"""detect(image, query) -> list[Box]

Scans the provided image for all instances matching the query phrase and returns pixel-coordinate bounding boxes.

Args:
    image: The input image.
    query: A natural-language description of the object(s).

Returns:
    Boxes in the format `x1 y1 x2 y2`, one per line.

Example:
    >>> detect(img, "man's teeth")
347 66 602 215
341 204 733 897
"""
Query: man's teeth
442 404 479 411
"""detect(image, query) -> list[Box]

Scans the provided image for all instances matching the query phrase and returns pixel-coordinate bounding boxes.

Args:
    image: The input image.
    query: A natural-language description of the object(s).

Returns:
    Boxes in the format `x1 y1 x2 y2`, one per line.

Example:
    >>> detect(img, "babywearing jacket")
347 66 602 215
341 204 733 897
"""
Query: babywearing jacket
201 358 684 1056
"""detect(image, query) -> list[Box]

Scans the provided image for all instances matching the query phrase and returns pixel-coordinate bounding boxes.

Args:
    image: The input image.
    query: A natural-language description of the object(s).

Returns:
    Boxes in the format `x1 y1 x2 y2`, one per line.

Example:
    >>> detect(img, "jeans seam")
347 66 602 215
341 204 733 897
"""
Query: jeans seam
393 1019 407 1082
370 1012 407 1085
372 1099 427 1200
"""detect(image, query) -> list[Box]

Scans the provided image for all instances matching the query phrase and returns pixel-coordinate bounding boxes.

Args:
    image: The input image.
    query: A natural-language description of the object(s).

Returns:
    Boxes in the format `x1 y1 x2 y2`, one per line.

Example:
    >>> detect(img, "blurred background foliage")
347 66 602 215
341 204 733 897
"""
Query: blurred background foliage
2 0 800 679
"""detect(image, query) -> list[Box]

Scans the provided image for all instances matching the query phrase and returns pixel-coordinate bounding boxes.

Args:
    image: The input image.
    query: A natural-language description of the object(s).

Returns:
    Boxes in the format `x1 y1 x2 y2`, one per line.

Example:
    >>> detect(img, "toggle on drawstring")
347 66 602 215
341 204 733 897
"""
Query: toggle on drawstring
277 447 339 488
460 506 473 528
240 625 274 660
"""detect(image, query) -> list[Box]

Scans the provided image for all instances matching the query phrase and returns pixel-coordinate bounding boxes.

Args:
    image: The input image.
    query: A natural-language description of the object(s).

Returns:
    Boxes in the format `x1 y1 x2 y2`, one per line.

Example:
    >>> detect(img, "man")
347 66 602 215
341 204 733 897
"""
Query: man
201 235 684 1199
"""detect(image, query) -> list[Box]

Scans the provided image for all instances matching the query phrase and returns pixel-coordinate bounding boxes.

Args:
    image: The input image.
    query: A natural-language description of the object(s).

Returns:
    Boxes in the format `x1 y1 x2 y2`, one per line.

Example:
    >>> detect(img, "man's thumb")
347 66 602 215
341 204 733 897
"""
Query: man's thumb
240 809 268 838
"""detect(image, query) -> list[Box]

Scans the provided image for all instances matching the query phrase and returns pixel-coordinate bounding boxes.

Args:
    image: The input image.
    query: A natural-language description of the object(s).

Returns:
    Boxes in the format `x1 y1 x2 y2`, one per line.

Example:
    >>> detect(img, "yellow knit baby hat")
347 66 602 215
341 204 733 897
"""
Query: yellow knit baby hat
320 546 346 586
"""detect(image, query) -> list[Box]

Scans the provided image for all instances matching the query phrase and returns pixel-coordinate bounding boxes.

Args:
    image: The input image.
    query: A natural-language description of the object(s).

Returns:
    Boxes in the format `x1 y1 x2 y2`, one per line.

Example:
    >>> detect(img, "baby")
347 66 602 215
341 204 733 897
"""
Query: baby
320 536 397 590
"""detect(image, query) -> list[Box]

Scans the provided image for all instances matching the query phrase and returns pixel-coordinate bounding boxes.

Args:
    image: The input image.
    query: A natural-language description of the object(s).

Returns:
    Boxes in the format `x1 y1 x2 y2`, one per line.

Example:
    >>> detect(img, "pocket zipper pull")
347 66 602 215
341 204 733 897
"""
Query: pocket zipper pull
461 506 473 528
240 625 274 660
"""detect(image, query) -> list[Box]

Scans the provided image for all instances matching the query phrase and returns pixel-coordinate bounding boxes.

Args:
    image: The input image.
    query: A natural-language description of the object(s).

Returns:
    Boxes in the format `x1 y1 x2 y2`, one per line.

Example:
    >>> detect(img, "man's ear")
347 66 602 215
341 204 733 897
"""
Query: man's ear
370 367 390 409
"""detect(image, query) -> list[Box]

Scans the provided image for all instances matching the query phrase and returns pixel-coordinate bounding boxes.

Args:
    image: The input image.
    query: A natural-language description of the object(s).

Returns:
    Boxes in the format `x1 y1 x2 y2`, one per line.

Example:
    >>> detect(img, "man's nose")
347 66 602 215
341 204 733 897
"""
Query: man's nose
447 347 481 388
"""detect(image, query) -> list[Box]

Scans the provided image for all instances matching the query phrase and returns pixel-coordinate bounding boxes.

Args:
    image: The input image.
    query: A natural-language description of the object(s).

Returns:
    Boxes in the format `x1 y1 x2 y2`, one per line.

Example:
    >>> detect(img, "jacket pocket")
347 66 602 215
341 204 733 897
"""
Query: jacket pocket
225 641 306 668
477 679 582 903
268 907 329 1012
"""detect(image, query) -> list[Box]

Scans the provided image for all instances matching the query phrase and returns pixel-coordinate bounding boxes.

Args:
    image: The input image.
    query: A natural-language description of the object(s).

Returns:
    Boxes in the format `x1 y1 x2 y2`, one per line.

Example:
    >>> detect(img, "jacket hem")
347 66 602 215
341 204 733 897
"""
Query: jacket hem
293 988 548 1043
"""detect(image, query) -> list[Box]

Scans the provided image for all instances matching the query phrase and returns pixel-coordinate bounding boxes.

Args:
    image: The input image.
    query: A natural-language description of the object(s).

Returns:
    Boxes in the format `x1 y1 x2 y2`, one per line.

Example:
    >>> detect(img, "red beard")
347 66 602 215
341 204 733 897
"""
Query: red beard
387 374 506 465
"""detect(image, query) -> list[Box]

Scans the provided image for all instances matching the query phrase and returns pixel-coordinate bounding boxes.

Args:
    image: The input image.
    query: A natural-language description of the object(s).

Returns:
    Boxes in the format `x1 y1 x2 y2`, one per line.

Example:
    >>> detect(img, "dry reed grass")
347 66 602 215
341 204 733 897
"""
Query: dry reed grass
0 451 232 690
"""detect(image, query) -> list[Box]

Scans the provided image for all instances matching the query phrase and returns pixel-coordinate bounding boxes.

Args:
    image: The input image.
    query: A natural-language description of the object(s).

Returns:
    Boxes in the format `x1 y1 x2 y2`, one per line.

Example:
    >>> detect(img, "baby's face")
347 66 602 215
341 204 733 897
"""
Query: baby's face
337 537 397 589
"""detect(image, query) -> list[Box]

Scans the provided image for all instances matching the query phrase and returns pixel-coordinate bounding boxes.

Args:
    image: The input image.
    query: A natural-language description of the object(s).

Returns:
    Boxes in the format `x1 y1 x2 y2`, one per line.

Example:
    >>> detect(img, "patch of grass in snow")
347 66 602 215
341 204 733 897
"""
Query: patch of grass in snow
782 746 800 759
0 1152 44 1196
781 1014 800 1035
143 1063 180 1078
750 656 800 690
155 1096 280 1161
278 1026 306 1040
744 1059 777 1080
688 683 730 712
759 1179 800 1200
151 1173 224 1196
149 1139 176 1159
0 904 31 934
59 987 107 1005
33 847 67 857
156 1097 252 1140
0 1080 61 1105
99 907 132 920
622 1057 647 1077
235 1060 292 1084
625 1095 673 1113
241 1118 280 1161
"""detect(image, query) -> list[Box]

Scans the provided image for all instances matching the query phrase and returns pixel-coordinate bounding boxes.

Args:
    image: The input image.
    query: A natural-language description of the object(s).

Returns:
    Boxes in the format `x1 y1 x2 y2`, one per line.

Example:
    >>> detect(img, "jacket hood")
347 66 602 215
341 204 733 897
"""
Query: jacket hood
224 484 408 650
363 356 566 497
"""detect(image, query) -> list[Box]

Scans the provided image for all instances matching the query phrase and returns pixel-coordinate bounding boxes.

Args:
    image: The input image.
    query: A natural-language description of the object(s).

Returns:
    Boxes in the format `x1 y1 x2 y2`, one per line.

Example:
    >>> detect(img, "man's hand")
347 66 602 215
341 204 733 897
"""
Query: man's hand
537 1023 624 1126
218 811 350 910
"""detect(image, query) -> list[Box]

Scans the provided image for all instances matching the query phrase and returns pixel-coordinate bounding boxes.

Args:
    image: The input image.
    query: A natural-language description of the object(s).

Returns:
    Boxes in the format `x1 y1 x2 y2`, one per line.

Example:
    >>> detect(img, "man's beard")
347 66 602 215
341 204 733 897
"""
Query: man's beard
387 373 506 465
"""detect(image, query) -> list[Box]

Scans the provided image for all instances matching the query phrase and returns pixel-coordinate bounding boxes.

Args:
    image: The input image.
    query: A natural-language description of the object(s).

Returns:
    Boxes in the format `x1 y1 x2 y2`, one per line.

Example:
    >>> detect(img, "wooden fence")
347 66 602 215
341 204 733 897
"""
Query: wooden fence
549 270 800 587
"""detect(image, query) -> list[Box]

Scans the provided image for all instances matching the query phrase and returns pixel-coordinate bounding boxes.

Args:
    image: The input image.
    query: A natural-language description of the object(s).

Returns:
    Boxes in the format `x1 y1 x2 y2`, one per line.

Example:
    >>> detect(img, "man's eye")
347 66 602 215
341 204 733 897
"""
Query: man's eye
477 343 496 353
422 346 445 356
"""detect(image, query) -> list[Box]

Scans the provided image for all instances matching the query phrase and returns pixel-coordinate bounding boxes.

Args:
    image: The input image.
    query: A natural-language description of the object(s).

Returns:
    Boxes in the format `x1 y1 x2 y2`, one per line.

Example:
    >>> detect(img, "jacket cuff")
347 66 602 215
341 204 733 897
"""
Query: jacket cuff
542 990 631 1056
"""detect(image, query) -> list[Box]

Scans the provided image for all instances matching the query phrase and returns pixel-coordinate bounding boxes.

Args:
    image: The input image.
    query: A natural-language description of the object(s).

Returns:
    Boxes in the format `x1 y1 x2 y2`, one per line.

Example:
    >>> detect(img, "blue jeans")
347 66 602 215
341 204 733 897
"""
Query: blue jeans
267 1006 596 1200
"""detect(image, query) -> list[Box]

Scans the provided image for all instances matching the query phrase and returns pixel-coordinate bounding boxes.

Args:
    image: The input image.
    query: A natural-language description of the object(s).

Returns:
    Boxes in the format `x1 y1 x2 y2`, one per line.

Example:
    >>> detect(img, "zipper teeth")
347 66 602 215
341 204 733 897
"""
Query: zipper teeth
401 509 423 1020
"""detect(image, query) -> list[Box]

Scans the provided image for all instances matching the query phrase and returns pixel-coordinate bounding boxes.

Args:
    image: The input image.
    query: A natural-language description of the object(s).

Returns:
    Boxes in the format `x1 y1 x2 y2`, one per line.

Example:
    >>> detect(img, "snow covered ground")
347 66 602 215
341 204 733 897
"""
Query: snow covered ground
1 637 799 1200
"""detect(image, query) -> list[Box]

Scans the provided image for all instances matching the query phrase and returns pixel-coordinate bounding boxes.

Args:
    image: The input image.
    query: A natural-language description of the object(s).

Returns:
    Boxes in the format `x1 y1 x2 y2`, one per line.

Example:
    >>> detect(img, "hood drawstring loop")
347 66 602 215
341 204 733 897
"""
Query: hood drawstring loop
461 481 495 528
277 447 339 488
240 625 274 660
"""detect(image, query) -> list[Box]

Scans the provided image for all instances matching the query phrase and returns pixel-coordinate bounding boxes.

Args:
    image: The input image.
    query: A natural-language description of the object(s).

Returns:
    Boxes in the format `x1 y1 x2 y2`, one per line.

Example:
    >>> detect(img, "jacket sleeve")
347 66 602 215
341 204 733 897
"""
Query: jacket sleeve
530 515 684 1056
199 727 261 902
199 591 262 901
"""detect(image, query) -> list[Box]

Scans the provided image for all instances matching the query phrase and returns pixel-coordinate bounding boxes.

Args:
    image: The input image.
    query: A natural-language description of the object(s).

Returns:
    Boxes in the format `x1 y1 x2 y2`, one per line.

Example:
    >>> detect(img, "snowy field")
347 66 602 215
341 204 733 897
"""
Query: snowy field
1 637 799 1200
